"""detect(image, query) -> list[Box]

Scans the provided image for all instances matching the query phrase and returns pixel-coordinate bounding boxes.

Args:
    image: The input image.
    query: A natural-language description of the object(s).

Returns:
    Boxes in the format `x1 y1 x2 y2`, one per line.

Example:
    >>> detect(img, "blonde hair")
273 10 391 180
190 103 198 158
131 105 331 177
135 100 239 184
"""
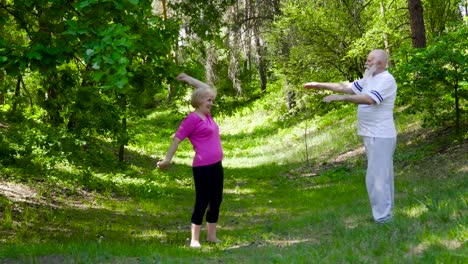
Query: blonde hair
191 87 217 108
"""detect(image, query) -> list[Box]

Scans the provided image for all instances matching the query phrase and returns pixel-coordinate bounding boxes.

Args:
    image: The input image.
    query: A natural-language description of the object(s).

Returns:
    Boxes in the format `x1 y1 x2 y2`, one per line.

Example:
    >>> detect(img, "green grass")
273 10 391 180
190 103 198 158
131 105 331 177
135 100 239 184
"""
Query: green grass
0 102 467 263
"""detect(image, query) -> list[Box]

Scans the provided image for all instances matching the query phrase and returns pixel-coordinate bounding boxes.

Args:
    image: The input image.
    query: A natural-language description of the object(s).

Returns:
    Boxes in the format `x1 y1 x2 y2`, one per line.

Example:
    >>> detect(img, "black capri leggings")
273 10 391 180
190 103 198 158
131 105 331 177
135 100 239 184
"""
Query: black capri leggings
191 161 224 225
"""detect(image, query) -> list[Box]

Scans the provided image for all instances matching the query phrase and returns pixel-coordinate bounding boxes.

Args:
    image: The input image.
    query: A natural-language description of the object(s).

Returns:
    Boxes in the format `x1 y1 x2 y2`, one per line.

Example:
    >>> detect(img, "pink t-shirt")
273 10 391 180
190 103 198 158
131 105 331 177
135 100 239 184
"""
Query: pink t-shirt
175 112 223 167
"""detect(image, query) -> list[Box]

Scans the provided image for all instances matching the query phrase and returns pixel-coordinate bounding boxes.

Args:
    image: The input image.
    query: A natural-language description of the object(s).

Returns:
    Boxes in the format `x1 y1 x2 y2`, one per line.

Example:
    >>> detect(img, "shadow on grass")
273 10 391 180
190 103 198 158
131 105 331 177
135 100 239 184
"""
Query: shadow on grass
0 123 466 262
0 159 346 243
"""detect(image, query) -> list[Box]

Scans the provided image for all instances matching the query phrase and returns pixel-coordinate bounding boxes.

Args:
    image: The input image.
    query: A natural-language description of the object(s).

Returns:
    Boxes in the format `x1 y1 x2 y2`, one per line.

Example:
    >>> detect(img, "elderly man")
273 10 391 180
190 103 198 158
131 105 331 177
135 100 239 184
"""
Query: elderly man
303 49 397 223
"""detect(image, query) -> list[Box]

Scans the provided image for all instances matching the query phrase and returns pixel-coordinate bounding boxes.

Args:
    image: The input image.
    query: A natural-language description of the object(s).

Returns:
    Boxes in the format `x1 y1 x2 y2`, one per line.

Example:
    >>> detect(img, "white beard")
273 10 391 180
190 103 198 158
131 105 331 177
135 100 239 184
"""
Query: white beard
364 65 377 80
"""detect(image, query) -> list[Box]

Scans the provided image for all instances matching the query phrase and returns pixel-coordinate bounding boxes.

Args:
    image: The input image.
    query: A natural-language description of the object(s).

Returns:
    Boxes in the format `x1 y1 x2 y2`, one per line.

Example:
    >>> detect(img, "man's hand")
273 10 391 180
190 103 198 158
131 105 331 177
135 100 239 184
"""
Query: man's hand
157 159 171 169
323 95 342 103
303 82 321 89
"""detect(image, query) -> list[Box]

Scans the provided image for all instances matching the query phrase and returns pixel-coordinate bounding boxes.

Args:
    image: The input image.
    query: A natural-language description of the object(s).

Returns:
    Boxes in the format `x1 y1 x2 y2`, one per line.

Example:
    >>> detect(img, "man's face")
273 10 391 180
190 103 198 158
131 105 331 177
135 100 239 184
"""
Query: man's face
365 53 378 70
364 53 379 78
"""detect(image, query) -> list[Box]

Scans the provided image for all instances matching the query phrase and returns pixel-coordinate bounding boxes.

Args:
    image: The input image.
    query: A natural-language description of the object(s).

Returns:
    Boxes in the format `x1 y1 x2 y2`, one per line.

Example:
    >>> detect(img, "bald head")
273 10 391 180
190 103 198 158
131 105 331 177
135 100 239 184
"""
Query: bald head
365 49 388 76
370 49 388 67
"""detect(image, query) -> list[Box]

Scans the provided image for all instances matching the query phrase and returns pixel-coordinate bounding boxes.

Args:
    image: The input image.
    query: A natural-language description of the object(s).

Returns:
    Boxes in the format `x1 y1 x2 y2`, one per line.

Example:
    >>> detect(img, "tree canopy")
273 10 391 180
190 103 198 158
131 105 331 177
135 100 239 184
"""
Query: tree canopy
1 0 466 164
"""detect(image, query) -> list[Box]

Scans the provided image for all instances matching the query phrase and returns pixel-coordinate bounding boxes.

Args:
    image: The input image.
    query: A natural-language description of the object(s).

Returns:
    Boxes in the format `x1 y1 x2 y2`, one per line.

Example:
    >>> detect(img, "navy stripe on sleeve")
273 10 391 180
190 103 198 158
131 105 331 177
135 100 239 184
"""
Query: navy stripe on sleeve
370 90 383 103
353 81 363 92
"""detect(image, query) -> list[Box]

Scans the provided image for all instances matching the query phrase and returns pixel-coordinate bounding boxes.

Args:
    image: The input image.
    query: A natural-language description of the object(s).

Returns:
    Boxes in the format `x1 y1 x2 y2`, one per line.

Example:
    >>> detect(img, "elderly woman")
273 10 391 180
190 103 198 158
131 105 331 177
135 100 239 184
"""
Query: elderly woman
157 73 224 248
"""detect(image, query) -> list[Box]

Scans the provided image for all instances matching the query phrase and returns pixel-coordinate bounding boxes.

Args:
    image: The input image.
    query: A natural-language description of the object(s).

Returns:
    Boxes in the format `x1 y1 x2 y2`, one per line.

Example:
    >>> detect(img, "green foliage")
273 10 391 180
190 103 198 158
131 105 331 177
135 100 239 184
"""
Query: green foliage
265 0 412 120
394 22 468 131
423 0 464 42
170 0 235 41
268 0 375 84
1 198 13 229
0 0 180 162
347 0 410 64
0 1 466 261
0 94 466 263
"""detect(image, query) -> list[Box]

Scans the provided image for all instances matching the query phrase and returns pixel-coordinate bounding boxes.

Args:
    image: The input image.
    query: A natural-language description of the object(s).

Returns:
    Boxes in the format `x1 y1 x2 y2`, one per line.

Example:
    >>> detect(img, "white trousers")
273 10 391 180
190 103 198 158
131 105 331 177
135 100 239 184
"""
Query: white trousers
362 136 397 223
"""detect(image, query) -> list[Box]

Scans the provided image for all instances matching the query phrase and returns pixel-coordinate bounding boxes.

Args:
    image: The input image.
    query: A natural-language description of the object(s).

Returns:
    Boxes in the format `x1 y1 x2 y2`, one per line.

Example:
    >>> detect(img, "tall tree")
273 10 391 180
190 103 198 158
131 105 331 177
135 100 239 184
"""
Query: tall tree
395 23 468 133
228 0 272 93
408 0 427 48
0 0 179 162
423 0 464 40
380 0 390 56
170 0 234 89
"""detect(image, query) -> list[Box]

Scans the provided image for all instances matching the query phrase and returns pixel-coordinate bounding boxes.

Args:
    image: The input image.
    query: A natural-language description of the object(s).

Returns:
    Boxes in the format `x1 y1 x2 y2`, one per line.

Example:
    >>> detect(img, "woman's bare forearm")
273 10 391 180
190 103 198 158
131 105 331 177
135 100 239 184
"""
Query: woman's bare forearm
176 73 210 89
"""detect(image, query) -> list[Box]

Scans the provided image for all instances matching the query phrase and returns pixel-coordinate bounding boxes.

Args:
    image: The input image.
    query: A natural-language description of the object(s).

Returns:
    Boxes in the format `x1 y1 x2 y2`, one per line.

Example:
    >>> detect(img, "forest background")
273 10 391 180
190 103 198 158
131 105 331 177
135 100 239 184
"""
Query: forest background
0 0 467 263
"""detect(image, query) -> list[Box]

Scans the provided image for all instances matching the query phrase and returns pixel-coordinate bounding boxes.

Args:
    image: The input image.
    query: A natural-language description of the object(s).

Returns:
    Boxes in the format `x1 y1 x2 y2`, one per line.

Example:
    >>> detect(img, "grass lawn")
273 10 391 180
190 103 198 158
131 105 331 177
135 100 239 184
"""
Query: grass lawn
0 104 467 263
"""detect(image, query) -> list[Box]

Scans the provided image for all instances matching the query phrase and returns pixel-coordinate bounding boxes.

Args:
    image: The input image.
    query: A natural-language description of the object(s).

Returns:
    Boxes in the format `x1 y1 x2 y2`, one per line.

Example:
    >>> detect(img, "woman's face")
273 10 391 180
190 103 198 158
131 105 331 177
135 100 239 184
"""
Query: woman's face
197 93 215 115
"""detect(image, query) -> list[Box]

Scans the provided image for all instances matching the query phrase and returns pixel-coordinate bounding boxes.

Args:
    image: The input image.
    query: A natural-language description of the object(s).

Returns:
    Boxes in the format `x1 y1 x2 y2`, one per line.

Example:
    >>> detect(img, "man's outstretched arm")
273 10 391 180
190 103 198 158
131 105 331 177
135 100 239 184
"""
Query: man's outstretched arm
323 94 375 105
303 81 354 94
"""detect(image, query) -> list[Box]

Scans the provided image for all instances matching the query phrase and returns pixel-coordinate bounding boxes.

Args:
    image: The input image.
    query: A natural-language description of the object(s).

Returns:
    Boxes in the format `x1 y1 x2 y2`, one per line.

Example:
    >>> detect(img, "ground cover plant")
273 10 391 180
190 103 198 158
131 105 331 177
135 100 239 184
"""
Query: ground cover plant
1 0 467 263
0 100 466 263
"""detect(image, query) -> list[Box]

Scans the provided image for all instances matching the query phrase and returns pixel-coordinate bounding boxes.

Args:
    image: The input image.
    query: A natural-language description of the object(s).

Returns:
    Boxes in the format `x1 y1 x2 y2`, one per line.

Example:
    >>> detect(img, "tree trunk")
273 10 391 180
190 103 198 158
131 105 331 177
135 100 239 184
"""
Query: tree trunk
0 66 3 105
20 78 33 109
285 77 295 111
119 116 127 162
455 82 460 133
408 0 427 48
205 43 217 87
119 143 125 162
0 0 4 104
161 0 167 20
228 4 242 95
254 23 267 92
12 76 21 112
256 36 267 92
47 75 63 126
118 94 128 162
454 70 460 134
380 1 391 61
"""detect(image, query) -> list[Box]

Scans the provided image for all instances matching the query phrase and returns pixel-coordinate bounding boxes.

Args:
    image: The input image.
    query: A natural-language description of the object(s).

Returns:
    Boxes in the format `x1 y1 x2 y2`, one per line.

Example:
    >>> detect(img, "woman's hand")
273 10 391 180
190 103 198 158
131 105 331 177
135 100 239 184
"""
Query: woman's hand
176 73 189 82
175 73 210 89
157 159 171 169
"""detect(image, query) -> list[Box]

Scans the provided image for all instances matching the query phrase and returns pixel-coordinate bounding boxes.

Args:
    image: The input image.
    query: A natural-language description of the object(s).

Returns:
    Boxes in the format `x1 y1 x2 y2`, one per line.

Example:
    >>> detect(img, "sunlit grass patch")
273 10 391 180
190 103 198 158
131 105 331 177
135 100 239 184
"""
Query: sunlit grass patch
1 96 467 263
407 233 466 257
220 107 360 169
401 203 428 218
224 187 256 195
132 229 167 240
